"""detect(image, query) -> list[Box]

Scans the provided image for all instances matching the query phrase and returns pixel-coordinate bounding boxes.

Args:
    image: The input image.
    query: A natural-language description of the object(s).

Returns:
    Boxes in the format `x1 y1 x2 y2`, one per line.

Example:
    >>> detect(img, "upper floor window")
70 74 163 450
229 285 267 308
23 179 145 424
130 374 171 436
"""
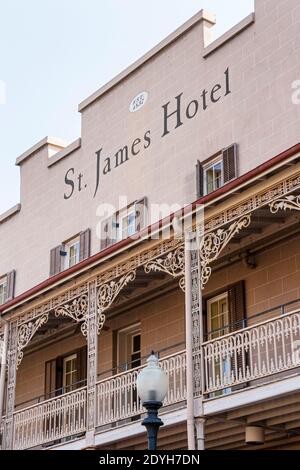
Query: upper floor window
0 271 16 305
45 346 87 399
50 229 91 277
196 143 238 197
100 197 147 251
117 324 141 374
0 277 7 305
207 293 229 340
204 156 223 195
63 353 78 393
64 237 80 269
205 281 246 340
120 206 137 240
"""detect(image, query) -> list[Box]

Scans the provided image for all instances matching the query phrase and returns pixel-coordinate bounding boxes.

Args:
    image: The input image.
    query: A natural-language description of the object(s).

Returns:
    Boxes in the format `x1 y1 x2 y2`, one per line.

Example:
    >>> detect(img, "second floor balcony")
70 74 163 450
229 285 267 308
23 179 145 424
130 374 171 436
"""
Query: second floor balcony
3 297 300 450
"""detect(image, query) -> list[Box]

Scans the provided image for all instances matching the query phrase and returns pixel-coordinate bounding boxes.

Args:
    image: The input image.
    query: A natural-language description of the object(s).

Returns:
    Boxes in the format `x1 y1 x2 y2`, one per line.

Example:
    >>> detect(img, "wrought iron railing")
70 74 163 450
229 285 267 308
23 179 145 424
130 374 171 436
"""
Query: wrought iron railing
12 387 87 450
202 309 300 394
96 350 187 427
8 349 186 449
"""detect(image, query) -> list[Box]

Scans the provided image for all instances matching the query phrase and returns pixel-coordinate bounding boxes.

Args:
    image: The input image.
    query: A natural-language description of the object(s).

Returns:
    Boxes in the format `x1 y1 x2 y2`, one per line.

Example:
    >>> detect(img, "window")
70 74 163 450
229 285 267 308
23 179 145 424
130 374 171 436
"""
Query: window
204 157 223 195
0 277 7 305
207 293 229 340
50 229 91 276
45 347 87 399
100 198 147 251
205 282 247 396
64 237 80 269
0 271 15 305
120 206 137 240
63 354 78 393
117 325 141 373
207 293 230 396
196 143 238 198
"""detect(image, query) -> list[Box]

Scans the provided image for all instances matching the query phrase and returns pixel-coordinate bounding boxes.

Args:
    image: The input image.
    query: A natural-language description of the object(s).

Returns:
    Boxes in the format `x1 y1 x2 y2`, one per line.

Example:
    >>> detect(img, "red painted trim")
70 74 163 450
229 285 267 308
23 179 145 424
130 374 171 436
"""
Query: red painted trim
1 143 300 314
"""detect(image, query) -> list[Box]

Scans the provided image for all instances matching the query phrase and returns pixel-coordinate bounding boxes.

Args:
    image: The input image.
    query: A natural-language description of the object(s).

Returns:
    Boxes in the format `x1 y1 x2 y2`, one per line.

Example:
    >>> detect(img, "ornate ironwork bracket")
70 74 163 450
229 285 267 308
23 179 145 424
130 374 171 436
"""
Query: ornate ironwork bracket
200 214 252 288
144 245 185 292
97 270 137 324
17 314 49 369
269 195 300 213
55 293 89 337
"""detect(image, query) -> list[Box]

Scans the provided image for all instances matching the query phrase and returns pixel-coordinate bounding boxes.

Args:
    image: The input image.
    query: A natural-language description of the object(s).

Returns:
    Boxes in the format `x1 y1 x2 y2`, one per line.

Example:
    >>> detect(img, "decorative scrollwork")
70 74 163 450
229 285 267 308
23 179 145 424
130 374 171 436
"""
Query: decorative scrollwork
200 215 252 288
17 314 49 368
97 271 137 313
179 276 185 292
269 195 300 213
55 294 89 338
97 311 106 334
144 245 185 279
55 294 88 323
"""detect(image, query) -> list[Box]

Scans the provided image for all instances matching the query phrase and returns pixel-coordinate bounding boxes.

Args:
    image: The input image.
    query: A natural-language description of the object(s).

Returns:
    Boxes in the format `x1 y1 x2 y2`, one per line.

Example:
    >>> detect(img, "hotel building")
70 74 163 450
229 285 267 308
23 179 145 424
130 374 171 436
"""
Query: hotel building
1 0 300 450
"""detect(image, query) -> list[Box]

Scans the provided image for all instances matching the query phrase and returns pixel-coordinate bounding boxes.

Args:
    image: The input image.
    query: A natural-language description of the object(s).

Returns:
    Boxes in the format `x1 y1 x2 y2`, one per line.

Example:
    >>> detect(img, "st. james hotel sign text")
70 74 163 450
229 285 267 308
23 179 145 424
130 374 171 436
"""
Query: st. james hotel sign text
64 68 231 200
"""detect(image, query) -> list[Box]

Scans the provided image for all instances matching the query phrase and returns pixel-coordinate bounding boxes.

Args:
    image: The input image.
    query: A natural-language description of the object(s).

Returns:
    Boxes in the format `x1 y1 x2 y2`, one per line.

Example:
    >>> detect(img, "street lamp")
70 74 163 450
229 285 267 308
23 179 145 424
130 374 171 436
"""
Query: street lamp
137 352 169 451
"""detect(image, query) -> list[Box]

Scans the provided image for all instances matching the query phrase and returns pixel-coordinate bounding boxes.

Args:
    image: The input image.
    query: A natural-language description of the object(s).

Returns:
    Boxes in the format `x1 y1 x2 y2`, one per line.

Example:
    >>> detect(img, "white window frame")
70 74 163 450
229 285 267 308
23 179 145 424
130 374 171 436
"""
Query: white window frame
0 276 7 305
117 323 141 373
63 353 78 391
207 293 232 396
207 292 229 340
203 155 224 196
119 206 136 240
64 236 80 269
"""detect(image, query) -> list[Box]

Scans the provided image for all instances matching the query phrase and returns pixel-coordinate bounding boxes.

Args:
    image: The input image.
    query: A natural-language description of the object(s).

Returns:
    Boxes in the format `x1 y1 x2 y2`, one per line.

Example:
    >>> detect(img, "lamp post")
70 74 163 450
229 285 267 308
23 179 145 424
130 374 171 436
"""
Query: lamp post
136 352 169 451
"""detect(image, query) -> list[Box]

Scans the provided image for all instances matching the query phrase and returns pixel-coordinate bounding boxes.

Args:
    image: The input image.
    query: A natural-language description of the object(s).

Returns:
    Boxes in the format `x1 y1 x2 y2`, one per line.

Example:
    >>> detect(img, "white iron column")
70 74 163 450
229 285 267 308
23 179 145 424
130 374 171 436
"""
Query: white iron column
4 320 18 450
185 228 205 451
86 279 98 447
184 233 196 450
0 321 9 426
195 417 206 450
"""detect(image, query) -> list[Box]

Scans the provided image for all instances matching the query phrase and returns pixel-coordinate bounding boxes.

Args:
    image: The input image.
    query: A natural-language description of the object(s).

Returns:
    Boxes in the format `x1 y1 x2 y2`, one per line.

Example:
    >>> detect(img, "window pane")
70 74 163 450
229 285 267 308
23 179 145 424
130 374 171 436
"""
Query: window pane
206 168 214 194
121 211 136 239
0 282 7 305
214 162 222 189
69 242 80 267
210 301 219 318
208 296 229 339
205 160 223 194
133 334 141 353
131 352 141 368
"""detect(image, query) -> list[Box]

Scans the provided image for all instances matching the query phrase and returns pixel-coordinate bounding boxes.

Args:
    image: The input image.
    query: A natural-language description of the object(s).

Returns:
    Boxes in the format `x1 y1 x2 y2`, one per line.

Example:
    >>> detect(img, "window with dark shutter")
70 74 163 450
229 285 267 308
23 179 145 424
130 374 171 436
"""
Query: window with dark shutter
45 347 87 399
79 229 91 261
196 160 204 199
56 356 64 395
223 143 238 183
203 282 247 395
50 245 64 276
135 198 147 233
6 270 16 302
228 280 248 390
45 359 57 400
228 280 247 332
100 215 118 251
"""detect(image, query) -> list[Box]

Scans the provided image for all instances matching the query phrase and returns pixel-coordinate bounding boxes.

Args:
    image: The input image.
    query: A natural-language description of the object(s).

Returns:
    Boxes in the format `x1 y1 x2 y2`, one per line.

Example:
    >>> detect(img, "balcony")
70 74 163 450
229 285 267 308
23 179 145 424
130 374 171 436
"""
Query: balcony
9 349 186 450
202 299 300 396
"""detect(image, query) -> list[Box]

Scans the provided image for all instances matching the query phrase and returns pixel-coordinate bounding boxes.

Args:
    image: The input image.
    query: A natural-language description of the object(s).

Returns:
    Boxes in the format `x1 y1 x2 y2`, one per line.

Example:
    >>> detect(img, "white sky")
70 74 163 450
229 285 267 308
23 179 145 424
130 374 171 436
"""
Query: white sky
0 0 254 214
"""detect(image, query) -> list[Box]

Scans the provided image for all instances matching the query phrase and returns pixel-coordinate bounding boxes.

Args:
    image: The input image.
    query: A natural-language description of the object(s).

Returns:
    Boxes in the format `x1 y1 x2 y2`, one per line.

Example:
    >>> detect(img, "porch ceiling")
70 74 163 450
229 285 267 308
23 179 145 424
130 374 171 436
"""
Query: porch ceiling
107 267 177 315
205 389 300 450
211 208 300 270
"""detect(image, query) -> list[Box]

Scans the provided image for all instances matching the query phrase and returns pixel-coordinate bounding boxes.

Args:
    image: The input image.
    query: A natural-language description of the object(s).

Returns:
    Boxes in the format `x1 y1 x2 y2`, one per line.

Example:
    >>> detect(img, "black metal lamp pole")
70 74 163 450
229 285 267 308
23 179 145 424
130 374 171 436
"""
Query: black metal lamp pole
141 400 163 451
